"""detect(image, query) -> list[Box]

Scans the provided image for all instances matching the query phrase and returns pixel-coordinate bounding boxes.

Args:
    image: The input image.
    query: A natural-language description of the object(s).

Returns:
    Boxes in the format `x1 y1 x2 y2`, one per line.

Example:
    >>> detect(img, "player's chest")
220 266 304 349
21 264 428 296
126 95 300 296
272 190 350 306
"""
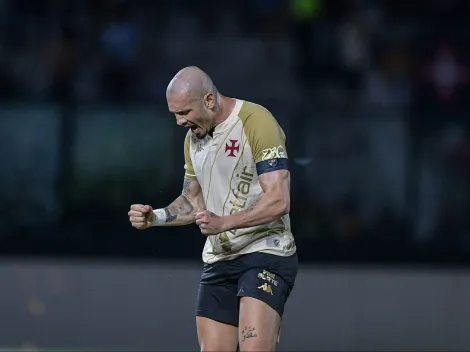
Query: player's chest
192 133 245 175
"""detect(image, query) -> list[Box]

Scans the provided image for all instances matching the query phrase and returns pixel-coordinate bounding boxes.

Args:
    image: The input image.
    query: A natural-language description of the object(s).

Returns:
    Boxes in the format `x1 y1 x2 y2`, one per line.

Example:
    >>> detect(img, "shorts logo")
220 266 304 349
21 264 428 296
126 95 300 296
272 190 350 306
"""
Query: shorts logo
258 283 273 295
261 145 287 161
225 139 240 157
257 270 278 286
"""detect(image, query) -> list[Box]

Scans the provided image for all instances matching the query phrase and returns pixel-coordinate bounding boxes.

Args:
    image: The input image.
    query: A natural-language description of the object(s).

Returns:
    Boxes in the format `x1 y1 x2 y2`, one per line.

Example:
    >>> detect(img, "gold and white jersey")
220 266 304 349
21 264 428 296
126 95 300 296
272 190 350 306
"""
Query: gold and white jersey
184 100 296 264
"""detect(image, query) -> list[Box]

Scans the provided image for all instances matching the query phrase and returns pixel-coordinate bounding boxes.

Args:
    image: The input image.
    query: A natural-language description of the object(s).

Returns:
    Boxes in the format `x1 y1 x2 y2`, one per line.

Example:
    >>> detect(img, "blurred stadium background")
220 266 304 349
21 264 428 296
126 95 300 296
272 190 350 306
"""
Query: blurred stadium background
0 0 470 350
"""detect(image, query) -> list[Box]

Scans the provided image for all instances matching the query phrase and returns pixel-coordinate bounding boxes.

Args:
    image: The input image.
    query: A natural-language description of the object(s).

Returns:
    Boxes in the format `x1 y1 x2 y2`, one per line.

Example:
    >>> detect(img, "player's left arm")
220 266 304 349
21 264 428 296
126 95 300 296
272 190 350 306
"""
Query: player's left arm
224 169 290 231
223 110 291 231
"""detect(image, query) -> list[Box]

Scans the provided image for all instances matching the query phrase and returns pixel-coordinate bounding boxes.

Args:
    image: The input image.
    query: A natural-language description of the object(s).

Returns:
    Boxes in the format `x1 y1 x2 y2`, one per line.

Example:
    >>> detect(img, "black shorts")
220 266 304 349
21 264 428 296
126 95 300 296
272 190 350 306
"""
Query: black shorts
196 252 298 326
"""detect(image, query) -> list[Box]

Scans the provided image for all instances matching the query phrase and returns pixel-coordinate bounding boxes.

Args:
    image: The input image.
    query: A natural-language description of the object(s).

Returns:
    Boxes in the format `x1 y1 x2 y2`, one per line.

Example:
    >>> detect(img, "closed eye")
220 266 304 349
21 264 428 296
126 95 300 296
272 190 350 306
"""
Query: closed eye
174 109 191 116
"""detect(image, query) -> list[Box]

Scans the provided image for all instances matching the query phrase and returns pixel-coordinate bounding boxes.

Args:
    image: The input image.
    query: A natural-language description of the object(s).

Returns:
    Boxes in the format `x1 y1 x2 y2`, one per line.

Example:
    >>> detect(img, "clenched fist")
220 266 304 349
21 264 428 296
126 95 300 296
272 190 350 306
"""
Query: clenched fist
195 209 227 236
128 204 155 229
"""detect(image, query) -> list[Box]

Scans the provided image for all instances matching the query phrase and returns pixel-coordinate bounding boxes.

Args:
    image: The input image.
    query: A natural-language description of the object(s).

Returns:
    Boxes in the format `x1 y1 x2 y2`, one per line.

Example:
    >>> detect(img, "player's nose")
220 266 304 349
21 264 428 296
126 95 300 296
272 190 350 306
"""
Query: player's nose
176 116 187 126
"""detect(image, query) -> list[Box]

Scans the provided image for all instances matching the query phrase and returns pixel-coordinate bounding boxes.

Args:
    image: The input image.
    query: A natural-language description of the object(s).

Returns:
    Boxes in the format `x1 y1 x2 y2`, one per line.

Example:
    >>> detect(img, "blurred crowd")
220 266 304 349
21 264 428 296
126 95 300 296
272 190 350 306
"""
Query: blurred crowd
0 0 469 263
0 0 469 107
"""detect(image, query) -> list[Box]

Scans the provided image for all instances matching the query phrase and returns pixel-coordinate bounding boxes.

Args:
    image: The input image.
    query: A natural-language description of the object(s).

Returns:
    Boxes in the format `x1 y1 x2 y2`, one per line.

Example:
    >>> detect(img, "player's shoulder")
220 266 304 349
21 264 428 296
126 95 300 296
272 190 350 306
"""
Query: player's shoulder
184 129 199 146
184 130 198 154
238 100 279 131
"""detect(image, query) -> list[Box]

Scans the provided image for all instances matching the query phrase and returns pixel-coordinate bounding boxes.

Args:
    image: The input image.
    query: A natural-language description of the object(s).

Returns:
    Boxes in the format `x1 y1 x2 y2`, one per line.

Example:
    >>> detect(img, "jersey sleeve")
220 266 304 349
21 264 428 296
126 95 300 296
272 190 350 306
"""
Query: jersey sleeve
243 110 289 176
184 131 197 180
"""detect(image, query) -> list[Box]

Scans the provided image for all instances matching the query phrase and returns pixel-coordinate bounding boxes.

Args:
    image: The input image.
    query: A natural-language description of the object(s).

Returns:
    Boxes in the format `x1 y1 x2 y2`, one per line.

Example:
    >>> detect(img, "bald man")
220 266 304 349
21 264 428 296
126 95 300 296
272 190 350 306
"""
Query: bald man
128 67 298 352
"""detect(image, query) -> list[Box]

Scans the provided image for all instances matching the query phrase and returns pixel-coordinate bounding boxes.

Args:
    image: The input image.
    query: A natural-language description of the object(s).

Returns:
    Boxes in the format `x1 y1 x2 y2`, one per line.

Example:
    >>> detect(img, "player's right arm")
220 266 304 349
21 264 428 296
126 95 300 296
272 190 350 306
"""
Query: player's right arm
128 177 204 229
128 130 203 229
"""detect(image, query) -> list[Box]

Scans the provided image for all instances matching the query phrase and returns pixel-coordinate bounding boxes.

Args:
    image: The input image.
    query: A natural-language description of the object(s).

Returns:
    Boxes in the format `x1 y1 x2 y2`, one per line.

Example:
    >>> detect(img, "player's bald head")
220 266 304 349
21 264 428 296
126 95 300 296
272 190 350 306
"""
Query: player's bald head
167 67 221 139
166 66 218 102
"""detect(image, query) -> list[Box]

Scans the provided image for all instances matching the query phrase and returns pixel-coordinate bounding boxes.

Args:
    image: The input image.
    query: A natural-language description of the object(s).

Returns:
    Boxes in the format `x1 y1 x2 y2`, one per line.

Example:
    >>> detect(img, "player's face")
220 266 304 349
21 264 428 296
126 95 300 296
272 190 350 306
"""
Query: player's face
168 93 216 139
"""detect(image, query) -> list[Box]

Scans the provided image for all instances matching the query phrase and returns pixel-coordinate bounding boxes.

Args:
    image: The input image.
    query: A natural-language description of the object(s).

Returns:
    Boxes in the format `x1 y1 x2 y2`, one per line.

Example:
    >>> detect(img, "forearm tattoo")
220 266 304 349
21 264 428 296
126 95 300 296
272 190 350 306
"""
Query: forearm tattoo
161 178 200 223
163 207 178 223
164 185 195 223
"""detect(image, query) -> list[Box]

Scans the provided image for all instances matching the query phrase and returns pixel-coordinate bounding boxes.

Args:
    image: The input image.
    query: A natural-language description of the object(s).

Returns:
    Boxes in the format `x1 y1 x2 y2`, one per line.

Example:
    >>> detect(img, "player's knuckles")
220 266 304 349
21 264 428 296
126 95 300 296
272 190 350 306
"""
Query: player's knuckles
196 217 208 225
129 209 144 215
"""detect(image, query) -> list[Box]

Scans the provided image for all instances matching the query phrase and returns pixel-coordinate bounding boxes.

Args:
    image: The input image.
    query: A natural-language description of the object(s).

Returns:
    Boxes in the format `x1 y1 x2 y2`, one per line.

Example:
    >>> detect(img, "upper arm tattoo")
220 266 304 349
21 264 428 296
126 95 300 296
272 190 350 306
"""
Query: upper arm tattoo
182 177 204 207
182 178 191 192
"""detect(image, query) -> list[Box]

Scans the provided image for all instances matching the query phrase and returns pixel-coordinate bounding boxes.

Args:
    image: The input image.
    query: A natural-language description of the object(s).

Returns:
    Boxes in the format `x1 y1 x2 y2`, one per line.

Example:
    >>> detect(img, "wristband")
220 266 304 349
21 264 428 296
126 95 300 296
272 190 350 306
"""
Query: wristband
152 209 167 226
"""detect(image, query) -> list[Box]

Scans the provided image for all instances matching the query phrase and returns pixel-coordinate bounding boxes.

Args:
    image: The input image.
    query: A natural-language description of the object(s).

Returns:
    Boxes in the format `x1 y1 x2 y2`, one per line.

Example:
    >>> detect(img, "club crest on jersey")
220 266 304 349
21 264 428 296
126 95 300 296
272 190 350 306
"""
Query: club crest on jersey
225 139 240 157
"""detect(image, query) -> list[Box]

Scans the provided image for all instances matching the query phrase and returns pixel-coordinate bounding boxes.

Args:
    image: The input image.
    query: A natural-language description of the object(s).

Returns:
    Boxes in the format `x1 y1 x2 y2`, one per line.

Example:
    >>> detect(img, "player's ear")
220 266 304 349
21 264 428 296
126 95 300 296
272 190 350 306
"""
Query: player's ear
204 93 215 109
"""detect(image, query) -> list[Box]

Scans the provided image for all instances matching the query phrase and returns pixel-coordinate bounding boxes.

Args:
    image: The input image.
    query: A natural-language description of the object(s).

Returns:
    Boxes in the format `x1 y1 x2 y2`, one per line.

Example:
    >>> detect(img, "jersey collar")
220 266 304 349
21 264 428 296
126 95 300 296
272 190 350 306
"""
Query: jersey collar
212 99 244 135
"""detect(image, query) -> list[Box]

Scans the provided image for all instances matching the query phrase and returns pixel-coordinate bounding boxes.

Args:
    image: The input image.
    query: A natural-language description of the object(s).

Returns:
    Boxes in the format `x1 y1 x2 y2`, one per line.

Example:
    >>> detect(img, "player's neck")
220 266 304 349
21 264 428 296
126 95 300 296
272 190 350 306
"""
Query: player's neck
213 95 236 128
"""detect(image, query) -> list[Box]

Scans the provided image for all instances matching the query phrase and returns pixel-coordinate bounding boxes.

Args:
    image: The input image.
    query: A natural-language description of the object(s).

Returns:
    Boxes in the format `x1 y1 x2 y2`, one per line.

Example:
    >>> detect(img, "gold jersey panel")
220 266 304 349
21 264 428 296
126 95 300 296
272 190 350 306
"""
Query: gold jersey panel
184 100 296 264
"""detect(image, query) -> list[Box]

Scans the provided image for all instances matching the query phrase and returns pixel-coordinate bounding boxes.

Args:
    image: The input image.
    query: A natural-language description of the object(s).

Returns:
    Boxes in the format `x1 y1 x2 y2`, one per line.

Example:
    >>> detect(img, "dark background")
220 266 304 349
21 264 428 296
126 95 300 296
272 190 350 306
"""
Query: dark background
1 0 470 350
1 0 469 265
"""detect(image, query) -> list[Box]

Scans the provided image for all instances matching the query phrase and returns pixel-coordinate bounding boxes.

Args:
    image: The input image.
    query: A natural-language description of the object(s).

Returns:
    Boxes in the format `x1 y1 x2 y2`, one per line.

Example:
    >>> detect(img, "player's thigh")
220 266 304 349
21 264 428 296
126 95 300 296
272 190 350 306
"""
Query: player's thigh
196 283 239 351
237 266 295 351
238 296 281 352
238 253 298 351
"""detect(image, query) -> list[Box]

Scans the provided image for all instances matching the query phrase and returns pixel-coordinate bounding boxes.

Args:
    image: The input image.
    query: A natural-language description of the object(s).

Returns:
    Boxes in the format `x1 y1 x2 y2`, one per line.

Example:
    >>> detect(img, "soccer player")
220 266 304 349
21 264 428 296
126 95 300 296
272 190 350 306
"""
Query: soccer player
128 66 298 352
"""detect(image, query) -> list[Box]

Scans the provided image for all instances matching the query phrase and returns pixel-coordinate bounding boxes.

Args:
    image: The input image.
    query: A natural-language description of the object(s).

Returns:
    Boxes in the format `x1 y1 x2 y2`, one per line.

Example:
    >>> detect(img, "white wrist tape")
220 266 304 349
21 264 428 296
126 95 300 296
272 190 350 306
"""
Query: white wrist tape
152 209 167 226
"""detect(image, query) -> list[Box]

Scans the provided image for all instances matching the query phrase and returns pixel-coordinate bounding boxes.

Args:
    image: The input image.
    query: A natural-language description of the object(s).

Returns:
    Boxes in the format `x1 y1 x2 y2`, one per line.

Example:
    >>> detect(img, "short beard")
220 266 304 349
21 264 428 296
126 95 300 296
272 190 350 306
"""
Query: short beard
194 132 206 139
195 126 214 139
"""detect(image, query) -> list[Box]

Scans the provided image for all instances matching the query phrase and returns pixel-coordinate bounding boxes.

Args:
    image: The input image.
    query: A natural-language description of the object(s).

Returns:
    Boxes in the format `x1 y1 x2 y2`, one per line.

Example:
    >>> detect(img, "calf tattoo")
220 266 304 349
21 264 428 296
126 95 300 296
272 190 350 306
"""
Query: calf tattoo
241 325 258 341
